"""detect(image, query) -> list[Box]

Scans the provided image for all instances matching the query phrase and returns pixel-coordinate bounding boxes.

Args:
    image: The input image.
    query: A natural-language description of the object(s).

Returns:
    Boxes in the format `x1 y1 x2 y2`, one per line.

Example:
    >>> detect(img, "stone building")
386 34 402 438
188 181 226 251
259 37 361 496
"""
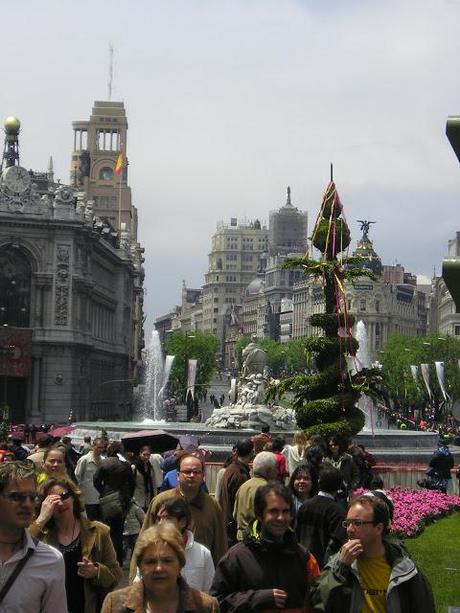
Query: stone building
291 227 427 358
201 217 269 361
0 111 144 424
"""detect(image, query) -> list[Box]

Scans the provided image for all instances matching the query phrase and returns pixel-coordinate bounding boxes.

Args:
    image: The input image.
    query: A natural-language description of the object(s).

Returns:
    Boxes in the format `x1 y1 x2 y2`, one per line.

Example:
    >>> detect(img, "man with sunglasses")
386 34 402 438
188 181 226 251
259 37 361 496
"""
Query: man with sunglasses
0 461 67 612
311 495 435 612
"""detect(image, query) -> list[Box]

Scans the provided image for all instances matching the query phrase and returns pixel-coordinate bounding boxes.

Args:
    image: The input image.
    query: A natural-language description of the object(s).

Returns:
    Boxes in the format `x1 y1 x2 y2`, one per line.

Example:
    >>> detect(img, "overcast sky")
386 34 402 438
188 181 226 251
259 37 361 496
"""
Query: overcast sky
2 0 460 332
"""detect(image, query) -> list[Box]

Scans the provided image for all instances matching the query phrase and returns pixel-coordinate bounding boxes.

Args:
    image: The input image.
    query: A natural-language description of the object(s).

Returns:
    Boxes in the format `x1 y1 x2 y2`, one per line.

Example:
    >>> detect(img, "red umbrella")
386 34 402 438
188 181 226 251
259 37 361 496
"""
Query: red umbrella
48 424 76 438
121 429 179 453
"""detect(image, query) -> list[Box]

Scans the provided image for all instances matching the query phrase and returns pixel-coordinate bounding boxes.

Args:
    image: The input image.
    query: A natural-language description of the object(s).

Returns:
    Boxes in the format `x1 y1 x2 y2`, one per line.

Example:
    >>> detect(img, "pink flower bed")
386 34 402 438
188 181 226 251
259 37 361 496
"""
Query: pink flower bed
355 487 460 538
388 487 460 538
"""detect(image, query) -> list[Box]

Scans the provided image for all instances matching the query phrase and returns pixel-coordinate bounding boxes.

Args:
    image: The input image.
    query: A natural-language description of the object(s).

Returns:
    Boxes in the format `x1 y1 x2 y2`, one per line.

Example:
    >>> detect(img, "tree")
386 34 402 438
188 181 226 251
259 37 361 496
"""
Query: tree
165 331 219 400
380 333 460 420
234 336 311 378
268 181 382 440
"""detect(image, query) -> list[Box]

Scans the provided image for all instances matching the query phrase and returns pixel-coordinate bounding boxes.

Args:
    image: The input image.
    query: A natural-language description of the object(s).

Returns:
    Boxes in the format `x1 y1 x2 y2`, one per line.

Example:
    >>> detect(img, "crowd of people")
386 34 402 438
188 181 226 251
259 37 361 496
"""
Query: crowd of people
0 427 441 612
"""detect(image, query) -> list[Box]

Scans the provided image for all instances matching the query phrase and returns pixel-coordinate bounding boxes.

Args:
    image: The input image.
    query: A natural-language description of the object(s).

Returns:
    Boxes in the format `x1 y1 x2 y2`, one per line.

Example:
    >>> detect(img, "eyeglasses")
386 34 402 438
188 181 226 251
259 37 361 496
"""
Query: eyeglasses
1 491 38 504
342 519 376 528
59 491 72 501
179 470 202 476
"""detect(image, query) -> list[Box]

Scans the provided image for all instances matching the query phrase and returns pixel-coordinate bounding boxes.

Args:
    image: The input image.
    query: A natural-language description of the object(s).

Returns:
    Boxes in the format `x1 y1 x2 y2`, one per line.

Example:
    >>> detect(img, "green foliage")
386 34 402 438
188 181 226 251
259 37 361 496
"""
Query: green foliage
235 336 311 378
165 331 219 399
100 427 109 442
312 218 351 256
380 333 460 414
404 512 460 612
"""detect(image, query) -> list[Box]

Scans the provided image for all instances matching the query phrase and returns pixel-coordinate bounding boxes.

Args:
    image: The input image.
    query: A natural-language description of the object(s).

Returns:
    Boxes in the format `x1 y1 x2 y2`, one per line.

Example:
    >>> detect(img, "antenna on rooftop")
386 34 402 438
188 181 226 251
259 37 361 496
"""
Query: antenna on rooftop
108 43 114 101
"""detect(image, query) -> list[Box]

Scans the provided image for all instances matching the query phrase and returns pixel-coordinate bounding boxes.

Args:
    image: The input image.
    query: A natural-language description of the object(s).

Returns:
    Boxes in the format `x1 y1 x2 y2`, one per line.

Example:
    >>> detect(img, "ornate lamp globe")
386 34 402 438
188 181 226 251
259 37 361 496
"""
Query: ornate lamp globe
4 117 21 135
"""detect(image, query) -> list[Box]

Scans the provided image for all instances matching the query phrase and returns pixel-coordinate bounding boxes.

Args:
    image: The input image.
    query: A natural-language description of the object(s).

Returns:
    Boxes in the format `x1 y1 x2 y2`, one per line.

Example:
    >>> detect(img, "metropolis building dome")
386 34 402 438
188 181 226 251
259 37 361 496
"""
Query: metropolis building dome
352 220 383 277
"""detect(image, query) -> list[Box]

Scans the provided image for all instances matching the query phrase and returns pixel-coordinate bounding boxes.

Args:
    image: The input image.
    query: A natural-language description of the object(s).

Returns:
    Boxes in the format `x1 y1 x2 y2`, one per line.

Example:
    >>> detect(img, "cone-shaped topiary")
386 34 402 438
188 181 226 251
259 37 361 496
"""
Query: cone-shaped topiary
268 181 381 440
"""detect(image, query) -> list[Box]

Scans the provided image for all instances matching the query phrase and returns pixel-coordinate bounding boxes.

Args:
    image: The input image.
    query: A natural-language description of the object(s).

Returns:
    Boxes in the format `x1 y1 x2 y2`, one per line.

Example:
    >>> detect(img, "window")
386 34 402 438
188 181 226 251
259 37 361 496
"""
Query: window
99 167 114 180
375 300 380 313
360 300 366 312
0 247 31 327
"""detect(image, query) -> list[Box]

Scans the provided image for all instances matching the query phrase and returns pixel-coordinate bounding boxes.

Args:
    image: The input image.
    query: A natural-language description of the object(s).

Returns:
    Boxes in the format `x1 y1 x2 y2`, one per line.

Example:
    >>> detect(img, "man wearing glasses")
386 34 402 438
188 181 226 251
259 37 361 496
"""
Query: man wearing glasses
0 461 67 612
129 453 227 581
311 495 435 612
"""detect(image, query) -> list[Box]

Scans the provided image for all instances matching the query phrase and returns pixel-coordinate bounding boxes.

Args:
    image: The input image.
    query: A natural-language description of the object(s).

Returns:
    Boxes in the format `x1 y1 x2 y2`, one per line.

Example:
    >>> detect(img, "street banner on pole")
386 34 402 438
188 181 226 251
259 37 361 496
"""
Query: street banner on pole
420 363 432 398
435 361 449 401
187 359 197 400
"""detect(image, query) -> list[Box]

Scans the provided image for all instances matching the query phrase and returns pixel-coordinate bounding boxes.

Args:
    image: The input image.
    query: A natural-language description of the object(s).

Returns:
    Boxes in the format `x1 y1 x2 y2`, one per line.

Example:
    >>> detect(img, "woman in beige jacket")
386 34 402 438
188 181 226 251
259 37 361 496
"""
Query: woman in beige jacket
30 474 121 613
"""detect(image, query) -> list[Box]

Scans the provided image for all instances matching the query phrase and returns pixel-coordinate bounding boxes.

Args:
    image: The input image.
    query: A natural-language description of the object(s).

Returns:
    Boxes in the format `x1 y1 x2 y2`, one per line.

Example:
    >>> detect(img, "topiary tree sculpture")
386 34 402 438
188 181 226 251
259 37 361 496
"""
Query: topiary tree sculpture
268 181 382 440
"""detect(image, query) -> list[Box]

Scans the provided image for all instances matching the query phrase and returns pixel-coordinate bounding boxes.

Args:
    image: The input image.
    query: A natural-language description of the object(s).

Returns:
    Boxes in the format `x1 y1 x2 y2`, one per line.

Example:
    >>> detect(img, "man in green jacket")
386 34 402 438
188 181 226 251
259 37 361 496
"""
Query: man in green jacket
311 495 435 613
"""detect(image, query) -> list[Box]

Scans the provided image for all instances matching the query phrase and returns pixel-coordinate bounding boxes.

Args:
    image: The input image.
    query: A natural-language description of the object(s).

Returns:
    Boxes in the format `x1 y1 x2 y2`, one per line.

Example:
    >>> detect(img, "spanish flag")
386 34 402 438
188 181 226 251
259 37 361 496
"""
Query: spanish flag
115 153 123 176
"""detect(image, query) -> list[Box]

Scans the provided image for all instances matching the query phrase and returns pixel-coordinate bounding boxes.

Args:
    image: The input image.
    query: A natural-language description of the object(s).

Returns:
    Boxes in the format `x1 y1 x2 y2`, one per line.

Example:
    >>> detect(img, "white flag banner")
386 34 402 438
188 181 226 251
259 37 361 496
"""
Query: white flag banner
410 365 418 383
435 361 449 401
420 363 432 398
187 359 198 400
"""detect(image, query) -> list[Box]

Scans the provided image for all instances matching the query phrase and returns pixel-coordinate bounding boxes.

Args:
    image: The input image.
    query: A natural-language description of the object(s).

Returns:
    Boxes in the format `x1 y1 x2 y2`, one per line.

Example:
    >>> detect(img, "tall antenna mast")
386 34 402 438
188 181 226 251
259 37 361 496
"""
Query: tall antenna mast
108 43 114 101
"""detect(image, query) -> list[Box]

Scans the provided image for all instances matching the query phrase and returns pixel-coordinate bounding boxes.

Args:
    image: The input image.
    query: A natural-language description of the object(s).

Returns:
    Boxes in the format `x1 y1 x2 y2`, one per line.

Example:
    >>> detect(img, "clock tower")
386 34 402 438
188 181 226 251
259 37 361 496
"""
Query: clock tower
70 101 138 238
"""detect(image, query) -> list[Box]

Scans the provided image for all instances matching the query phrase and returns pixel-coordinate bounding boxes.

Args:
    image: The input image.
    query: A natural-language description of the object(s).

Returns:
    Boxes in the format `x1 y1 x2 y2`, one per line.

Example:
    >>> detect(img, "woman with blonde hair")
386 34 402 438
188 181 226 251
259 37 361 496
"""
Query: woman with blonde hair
102 522 218 613
282 430 309 476
37 445 67 484
30 474 121 613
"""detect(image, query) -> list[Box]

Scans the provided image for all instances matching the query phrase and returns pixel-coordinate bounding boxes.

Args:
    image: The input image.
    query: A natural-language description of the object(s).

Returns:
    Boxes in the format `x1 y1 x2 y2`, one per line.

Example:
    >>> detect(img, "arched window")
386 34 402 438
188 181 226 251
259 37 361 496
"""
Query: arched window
0 247 32 327
99 166 114 180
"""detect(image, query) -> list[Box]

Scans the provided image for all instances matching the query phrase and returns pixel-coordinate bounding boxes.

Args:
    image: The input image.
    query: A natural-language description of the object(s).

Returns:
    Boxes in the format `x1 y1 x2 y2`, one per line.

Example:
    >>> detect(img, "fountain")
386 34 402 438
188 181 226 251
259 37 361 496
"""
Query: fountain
141 330 175 422
354 320 388 431
206 335 296 430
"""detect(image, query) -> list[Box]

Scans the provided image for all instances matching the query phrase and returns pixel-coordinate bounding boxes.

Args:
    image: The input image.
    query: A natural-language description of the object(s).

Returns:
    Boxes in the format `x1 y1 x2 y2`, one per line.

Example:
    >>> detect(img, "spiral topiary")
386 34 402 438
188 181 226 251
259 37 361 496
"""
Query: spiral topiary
268 181 379 441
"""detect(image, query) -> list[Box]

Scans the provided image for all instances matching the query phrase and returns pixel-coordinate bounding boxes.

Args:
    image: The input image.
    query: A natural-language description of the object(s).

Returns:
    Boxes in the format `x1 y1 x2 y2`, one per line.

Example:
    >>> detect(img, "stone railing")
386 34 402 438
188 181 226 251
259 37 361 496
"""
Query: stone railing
204 462 460 496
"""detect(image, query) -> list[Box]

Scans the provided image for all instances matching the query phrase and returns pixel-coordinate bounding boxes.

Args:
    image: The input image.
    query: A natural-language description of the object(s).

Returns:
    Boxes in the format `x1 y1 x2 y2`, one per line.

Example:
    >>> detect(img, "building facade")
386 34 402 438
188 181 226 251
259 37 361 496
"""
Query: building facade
0 110 144 424
291 231 428 358
201 217 268 361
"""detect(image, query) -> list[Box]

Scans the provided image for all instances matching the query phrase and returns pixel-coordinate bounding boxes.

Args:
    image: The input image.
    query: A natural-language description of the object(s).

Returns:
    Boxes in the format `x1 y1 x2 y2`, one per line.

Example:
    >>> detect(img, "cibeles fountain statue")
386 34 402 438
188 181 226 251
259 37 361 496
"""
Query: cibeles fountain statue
206 335 296 430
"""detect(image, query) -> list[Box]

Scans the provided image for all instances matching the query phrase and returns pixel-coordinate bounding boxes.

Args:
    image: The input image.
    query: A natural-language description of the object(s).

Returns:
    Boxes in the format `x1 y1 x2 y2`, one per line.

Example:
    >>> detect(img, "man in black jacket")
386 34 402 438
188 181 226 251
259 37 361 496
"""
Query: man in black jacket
93 441 135 565
211 481 319 612
296 466 346 568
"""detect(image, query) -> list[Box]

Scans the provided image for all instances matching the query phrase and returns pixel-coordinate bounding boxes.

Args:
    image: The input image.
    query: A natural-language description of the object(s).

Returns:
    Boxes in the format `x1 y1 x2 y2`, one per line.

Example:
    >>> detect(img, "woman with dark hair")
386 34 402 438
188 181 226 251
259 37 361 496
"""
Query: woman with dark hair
93 441 135 565
132 445 156 511
323 436 359 502
30 475 121 613
288 464 318 516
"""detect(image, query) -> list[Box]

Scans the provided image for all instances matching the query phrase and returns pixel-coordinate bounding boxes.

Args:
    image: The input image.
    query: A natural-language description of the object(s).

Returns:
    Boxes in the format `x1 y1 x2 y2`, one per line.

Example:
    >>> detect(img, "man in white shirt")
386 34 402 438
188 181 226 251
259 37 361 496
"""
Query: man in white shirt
0 460 67 612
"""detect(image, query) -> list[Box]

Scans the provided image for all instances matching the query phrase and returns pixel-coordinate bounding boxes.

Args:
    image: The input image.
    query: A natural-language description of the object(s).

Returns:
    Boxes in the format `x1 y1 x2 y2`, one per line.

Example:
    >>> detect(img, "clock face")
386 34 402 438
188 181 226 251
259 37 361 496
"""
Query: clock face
2 166 31 194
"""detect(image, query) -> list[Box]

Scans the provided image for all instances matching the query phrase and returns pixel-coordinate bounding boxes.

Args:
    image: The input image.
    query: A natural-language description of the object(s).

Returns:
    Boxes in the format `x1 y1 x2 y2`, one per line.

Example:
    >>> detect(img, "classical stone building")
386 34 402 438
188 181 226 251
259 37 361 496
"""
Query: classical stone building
201 217 268 362
0 110 144 424
291 228 428 358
